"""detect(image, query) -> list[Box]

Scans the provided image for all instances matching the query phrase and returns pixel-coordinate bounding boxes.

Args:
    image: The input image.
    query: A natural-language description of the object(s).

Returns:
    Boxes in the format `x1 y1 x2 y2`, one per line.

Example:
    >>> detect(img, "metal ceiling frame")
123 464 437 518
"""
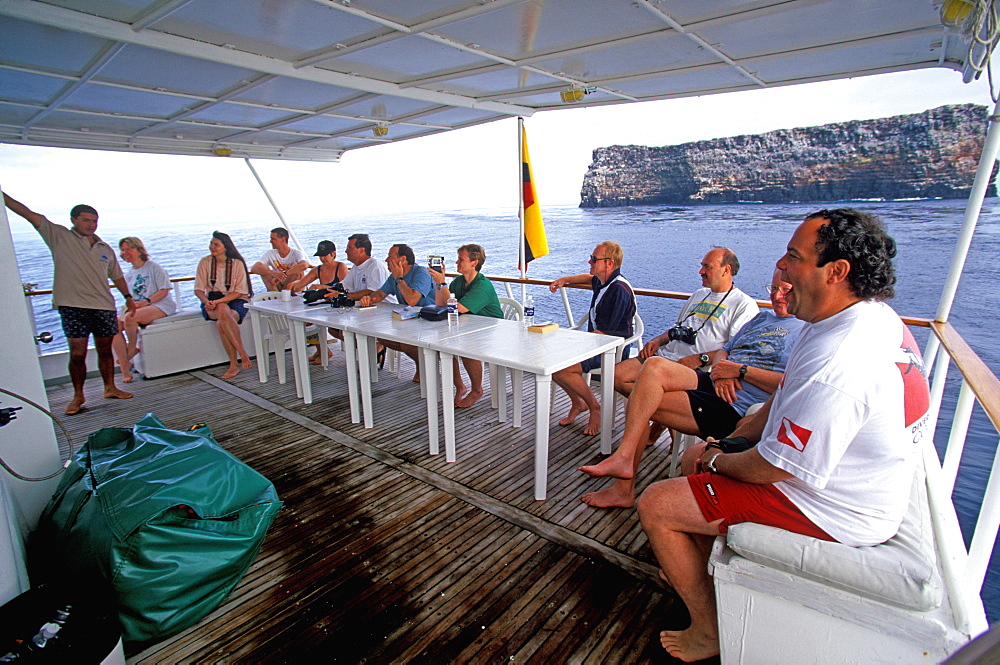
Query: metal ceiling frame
0 0 972 161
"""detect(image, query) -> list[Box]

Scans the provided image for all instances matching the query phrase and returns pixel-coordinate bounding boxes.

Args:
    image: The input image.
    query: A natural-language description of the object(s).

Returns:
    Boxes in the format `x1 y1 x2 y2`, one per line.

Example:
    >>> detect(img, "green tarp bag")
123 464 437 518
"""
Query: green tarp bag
34 413 282 643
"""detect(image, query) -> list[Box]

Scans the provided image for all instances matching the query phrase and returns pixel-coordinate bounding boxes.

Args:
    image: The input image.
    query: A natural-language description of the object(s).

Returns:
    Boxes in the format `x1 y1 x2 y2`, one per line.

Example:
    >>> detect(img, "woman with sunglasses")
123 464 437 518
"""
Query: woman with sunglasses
548 241 636 435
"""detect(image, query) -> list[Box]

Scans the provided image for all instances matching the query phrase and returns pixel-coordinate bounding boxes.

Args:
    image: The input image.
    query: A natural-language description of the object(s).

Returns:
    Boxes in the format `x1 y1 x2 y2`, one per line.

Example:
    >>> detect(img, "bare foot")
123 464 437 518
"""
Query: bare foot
412 373 420 383
456 388 483 409
240 357 253 370
121 369 134 384
581 483 635 508
309 355 323 366
103 387 133 400
221 366 240 380
65 395 85 415
453 383 468 406
660 628 720 662
579 453 634 480
582 409 601 436
559 403 587 427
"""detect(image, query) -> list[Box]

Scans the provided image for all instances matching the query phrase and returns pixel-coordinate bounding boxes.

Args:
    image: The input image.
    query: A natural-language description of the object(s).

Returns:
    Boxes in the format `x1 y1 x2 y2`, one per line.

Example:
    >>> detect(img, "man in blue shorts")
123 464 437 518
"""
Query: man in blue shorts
637 209 931 662
579 268 804 508
4 193 136 414
548 241 636 435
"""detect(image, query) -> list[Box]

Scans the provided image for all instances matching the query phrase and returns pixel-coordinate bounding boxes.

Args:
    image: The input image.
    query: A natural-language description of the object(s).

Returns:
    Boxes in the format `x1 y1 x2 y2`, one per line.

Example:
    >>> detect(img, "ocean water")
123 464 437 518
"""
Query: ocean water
10 198 1000 620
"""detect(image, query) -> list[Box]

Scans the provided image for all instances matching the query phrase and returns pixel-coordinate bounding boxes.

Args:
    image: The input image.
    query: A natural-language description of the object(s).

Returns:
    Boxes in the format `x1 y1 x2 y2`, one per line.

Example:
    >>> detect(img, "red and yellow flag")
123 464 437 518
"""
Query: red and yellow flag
521 123 548 265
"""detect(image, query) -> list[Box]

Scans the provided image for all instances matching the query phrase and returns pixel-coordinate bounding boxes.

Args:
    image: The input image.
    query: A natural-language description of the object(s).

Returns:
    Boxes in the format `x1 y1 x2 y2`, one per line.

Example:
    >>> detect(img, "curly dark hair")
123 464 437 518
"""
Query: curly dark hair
806 209 896 301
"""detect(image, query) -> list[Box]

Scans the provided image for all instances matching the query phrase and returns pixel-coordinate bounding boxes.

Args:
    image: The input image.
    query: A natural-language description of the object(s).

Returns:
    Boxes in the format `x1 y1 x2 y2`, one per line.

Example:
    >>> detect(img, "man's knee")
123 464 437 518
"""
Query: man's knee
680 442 708 476
614 357 641 392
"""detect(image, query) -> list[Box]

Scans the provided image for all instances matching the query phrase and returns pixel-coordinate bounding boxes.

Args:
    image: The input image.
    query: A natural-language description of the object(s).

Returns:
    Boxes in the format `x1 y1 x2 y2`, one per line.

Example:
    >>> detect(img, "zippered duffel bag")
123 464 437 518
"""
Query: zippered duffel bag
32 413 282 643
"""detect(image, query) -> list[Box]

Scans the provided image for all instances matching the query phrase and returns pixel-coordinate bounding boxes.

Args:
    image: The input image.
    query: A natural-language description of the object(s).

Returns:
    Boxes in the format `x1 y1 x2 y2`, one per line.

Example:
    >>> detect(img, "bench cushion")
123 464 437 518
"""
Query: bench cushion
725 467 942 611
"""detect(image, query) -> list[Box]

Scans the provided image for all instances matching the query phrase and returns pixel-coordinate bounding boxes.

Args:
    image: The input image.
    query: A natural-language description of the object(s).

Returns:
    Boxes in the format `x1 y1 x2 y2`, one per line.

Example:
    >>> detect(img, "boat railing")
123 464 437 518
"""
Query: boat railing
23 272 1000 631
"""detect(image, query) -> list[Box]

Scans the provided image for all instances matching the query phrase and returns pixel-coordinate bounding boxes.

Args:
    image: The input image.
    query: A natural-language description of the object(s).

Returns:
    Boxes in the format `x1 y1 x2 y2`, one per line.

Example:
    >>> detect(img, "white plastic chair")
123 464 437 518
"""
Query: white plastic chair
490 298 524 421
251 292 292 383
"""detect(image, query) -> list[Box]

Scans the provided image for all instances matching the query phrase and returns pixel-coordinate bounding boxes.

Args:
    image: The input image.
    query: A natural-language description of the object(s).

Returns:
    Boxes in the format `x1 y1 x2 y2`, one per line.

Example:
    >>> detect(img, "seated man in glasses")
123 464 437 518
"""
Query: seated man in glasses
579 269 804 507
548 241 637 435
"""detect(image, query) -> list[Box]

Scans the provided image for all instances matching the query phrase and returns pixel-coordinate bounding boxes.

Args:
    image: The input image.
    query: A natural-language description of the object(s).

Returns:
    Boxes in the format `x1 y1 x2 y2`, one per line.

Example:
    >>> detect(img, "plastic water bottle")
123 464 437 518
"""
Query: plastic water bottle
447 295 459 327
524 294 535 327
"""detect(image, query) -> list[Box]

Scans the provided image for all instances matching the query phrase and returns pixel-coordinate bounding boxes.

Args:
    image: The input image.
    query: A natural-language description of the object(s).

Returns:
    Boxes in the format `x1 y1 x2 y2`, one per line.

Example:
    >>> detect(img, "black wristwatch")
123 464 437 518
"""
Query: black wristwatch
699 353 710 366
739 364 748 379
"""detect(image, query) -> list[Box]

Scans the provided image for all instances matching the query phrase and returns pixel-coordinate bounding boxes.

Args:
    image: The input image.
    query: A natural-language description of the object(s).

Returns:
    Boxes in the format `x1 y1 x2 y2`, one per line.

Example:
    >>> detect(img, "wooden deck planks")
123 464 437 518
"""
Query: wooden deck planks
39 352 684 663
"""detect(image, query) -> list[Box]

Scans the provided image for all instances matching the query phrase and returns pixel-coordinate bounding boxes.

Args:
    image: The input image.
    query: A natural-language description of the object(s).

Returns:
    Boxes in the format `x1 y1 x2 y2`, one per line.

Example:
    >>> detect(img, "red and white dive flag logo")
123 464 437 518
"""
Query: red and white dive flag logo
777 417 812 452
895 325 930 428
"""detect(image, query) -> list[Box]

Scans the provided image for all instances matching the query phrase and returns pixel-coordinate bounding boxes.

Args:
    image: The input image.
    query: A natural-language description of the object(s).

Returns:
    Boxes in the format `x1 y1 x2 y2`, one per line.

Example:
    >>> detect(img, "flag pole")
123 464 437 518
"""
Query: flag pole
518 117 527 304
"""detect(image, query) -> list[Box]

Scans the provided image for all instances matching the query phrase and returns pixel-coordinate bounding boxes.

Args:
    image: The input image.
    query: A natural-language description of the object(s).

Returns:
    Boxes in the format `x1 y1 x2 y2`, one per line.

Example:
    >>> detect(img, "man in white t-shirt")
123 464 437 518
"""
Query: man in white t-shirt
250 227 308 291
637 209 931 662
340 233 394 304
613 247 758 398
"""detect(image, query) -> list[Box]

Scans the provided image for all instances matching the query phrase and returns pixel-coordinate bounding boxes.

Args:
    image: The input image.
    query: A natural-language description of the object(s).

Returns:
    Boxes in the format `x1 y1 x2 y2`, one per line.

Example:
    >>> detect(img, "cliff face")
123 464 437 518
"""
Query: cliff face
580 104 994 207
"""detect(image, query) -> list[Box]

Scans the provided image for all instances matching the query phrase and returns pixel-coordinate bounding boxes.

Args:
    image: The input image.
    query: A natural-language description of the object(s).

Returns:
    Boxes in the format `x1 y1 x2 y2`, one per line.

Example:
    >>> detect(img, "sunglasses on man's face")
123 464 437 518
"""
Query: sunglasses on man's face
589 255 612 263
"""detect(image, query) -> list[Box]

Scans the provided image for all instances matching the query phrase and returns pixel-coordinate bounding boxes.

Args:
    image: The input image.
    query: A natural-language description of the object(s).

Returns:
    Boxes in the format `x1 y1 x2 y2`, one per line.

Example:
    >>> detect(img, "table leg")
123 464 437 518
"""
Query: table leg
512 369 524 428
440 351 456 462
418 351 427 399
423 347 440 455
289 319 312 403
496 364 508 423
533 373 552 500
369 337 379 384
357 333 374 428
600 348 616 455
251 310 267 383
343 330 360 424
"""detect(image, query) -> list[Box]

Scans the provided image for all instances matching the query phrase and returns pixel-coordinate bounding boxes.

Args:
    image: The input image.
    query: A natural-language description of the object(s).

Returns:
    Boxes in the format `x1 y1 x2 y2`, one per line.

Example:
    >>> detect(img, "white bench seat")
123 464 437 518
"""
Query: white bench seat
134 307 256 379
709 465 968 662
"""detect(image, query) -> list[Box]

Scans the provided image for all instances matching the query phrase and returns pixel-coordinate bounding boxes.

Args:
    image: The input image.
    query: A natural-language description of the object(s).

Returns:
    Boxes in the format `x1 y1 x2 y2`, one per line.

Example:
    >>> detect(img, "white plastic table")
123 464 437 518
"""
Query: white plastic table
246 298 317 401
429 319 622 499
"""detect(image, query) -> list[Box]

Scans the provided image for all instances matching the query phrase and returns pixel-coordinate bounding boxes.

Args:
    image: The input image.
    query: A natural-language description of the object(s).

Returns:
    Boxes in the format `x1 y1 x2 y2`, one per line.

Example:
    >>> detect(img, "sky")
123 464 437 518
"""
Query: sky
0 68 996 228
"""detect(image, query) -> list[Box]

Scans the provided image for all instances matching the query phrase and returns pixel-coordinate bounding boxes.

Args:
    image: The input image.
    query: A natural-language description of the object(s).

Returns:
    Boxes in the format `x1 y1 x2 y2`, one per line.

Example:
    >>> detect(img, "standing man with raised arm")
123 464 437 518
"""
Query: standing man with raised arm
3 192 136 414
250 227 308 291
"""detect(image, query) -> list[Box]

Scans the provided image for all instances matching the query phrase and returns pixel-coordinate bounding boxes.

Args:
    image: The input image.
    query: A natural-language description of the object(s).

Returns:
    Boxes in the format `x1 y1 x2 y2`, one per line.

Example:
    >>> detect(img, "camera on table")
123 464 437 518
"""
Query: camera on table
427 255 445 272
667 324 697 345
327 283 354 308
302 288 327 304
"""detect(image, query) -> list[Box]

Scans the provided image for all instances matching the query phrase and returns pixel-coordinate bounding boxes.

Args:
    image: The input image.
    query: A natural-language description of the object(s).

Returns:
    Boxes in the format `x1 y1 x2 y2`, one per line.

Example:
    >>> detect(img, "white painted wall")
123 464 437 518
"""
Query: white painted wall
0 186 62 526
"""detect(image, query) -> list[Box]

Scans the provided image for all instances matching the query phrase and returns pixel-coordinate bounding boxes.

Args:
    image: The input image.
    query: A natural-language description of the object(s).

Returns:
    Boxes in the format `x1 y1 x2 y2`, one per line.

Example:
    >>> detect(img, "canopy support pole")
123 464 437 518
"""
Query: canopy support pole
925 99 1000 364
244 158 308 257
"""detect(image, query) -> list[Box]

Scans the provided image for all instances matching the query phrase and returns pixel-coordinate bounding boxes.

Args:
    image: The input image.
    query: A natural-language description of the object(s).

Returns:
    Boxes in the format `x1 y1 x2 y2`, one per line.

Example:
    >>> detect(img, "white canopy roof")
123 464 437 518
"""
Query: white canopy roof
0 0 985 161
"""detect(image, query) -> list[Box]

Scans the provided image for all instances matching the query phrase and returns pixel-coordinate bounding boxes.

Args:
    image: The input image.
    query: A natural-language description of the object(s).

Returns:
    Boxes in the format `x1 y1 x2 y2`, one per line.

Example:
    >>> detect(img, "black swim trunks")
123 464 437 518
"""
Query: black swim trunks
686 370 742 440
58 306 119 338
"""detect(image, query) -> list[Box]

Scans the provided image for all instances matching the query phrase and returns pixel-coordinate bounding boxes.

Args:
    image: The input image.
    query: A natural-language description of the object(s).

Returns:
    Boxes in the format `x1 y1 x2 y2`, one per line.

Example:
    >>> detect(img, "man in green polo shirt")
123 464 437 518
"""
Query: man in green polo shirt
429 243 503 408
4 193 136 415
